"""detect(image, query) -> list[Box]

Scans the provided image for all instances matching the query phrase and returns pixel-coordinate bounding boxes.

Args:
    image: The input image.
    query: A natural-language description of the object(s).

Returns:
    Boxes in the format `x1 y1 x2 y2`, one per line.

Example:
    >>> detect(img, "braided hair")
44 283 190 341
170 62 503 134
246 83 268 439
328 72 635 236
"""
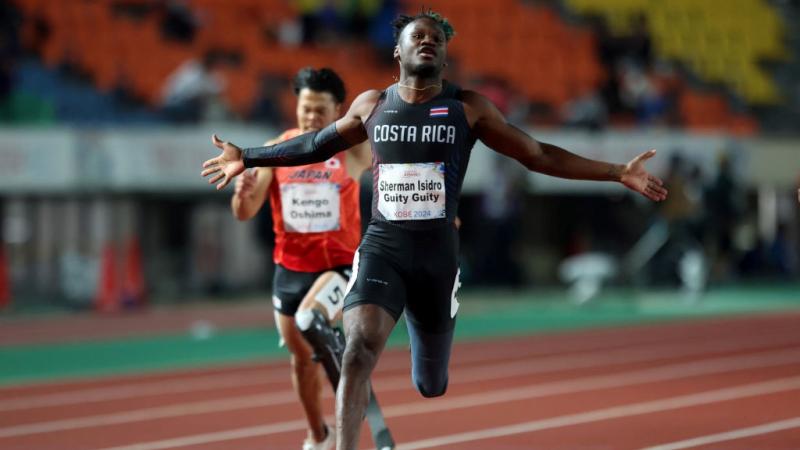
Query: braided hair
391 9 456 44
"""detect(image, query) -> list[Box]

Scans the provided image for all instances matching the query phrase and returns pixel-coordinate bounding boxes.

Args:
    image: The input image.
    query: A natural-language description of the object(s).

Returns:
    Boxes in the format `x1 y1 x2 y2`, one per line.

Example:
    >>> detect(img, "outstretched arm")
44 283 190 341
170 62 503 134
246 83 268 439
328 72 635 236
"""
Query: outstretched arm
202 90 380 190
463 91 668 201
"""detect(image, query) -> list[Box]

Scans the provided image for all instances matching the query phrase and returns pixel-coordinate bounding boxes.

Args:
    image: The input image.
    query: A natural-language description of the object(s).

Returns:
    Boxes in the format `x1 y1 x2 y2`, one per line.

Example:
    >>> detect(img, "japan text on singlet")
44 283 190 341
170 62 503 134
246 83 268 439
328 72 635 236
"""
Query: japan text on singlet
268 128 361 272
365 82 476 230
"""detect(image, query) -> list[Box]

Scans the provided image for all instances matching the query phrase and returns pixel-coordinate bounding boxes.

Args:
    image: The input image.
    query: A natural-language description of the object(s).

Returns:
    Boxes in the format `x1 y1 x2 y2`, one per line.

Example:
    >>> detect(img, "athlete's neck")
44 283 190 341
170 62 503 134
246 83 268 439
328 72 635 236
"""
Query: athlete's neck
397 75 443 103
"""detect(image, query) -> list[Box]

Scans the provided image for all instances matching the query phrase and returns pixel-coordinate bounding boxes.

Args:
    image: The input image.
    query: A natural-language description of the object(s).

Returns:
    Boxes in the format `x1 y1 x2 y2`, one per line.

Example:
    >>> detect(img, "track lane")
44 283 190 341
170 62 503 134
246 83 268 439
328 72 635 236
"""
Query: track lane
1 314 799 449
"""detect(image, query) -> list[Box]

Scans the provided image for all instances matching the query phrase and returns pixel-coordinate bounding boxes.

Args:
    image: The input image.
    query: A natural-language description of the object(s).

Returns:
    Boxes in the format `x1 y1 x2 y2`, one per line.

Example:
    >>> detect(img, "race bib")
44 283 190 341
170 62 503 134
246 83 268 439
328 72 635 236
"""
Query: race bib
280 182 340 232
378 162 446 221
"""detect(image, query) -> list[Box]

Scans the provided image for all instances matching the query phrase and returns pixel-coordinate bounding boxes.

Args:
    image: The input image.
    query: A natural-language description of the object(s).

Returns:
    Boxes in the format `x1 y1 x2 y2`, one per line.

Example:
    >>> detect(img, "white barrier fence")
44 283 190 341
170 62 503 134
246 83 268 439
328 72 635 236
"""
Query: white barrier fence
0 126 780 194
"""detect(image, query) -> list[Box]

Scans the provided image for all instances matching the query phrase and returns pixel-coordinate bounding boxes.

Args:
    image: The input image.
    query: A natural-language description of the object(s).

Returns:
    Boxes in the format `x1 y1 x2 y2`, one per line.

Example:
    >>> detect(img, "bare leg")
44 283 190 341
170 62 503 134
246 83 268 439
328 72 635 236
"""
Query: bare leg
281 270 346 444
276 312 327 443
336 304 396 450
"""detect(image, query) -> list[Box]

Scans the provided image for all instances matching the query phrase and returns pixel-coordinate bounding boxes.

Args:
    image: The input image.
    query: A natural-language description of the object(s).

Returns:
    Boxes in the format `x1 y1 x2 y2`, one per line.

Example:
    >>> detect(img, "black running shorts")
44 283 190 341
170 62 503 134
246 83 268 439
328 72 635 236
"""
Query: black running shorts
272 264 352 316
343 221 461 333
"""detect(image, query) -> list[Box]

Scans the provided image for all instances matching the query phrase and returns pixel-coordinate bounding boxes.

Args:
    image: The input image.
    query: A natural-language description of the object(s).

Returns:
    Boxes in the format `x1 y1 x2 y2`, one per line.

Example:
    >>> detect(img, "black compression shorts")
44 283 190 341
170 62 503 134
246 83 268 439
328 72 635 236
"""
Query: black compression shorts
343 221 461 333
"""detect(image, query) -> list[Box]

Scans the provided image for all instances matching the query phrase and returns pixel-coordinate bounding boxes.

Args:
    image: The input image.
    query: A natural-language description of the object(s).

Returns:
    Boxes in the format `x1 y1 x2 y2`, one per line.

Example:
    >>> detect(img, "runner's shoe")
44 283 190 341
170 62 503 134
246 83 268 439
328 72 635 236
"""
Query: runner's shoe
302 425 334 450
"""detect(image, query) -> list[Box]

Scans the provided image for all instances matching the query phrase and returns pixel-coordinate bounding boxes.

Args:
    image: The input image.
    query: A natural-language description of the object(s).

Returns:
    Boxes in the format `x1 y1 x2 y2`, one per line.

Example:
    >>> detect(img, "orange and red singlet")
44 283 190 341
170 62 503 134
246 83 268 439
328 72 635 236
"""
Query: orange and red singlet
268 128 361 272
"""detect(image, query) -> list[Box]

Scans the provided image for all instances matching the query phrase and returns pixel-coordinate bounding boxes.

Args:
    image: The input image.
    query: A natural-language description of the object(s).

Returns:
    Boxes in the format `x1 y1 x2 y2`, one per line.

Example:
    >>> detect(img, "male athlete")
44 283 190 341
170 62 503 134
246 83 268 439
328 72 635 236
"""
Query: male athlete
203 11 668 450
230 67 369 450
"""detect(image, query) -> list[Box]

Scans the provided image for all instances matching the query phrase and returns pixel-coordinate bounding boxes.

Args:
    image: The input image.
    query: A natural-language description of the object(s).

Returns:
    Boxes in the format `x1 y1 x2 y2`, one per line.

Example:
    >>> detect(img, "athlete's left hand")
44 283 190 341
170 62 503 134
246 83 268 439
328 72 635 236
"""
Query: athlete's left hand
620 149 668 202
202 134 245 190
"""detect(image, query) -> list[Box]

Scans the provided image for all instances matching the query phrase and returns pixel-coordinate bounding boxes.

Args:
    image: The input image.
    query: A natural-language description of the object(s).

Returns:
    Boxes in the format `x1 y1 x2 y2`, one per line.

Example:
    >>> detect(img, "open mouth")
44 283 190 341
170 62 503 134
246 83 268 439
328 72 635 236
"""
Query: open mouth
419 47 436 57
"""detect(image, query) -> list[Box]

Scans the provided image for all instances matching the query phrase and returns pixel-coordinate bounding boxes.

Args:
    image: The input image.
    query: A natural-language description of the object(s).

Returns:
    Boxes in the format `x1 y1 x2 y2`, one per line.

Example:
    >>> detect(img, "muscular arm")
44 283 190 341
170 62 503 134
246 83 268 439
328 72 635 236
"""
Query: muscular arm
203 90 381 190
464 91 622 181
242 90 379 168
462 90 667 201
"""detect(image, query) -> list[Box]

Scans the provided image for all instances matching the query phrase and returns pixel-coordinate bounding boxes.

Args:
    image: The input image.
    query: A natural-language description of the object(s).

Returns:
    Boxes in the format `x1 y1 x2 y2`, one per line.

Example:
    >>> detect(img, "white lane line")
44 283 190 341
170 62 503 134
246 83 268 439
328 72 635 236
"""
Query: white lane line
0 392 296 438
446 330 800 386
80 349 800 450
0 323 691 410
94 419 318 450
379 348 800 418
5 325 800 413
3 336 800 439
0 372 274 412
395 377 800 450
640 417 800 450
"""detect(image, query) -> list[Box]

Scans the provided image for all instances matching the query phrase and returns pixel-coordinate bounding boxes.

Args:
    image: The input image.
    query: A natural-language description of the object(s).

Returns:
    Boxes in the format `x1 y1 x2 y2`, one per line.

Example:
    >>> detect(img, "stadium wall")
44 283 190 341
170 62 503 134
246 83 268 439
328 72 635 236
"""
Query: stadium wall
0 127 793 193
1 128 797 308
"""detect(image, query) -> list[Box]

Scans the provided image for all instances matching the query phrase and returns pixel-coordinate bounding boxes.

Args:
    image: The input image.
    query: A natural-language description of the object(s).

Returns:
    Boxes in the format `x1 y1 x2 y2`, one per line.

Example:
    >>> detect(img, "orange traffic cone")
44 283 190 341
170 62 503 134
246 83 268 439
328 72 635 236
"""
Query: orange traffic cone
0 247 10 310
95 244 120 313
121 237 146 308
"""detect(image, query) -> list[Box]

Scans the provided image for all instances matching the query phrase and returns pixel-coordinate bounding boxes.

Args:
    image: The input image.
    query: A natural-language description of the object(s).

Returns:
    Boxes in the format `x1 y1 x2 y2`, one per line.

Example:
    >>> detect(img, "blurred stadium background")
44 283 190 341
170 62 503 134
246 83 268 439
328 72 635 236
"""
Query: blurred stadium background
2 2 800 449
0 0 799 374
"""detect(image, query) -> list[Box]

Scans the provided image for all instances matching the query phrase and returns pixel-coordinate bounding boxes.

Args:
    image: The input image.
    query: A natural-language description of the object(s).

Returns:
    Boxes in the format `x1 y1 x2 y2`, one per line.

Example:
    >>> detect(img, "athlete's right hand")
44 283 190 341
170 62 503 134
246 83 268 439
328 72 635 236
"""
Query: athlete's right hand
234 168 257 198
202 134 245 190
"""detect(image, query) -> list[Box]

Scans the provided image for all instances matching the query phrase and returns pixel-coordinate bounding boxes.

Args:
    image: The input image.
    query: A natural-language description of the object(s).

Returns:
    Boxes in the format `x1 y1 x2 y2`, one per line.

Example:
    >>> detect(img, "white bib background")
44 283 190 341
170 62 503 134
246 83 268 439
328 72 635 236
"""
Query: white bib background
378 162 446 221
280 182 340 232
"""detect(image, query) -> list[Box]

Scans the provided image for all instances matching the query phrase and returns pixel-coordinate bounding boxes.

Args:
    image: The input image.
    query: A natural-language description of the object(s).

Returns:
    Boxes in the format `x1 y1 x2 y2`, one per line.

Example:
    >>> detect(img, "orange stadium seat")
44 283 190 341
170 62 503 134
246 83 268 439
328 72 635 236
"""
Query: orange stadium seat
678 91 755 135
9 0 772 131
13 0 603 120
404 0 607 111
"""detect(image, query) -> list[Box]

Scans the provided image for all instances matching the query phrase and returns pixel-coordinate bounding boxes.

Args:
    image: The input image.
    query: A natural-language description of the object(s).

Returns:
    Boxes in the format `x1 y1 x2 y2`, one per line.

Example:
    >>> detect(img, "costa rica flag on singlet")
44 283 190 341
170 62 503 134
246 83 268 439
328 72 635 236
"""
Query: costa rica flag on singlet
429 106 448 117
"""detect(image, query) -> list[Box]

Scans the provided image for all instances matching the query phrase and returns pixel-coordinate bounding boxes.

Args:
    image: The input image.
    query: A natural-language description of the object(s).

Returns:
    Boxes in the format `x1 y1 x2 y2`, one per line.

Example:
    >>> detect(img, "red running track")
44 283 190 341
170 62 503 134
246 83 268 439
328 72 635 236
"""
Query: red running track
2 313 800 450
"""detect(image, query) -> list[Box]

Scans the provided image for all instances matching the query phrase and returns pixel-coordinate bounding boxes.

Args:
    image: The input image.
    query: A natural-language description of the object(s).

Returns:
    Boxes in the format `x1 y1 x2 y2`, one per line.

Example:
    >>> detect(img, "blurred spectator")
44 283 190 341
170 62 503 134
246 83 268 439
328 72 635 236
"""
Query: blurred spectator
685 164 705 225
619 64 667 124
768 223 796 276
474 154 527 286
250 72 288 125
589 13 658 124
110 65 141 108
293 0 325 44
57 45 92 84
594 12 652 71
339 0 382 39
293 0 385 45
652 153 704 283
561 87 608 130
588 16 626 118
649 62 683 126
659 155 695 223
277 18 303 47
622 13 653 69
158 0 197 43
704 153 745 280
160 51 226 123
